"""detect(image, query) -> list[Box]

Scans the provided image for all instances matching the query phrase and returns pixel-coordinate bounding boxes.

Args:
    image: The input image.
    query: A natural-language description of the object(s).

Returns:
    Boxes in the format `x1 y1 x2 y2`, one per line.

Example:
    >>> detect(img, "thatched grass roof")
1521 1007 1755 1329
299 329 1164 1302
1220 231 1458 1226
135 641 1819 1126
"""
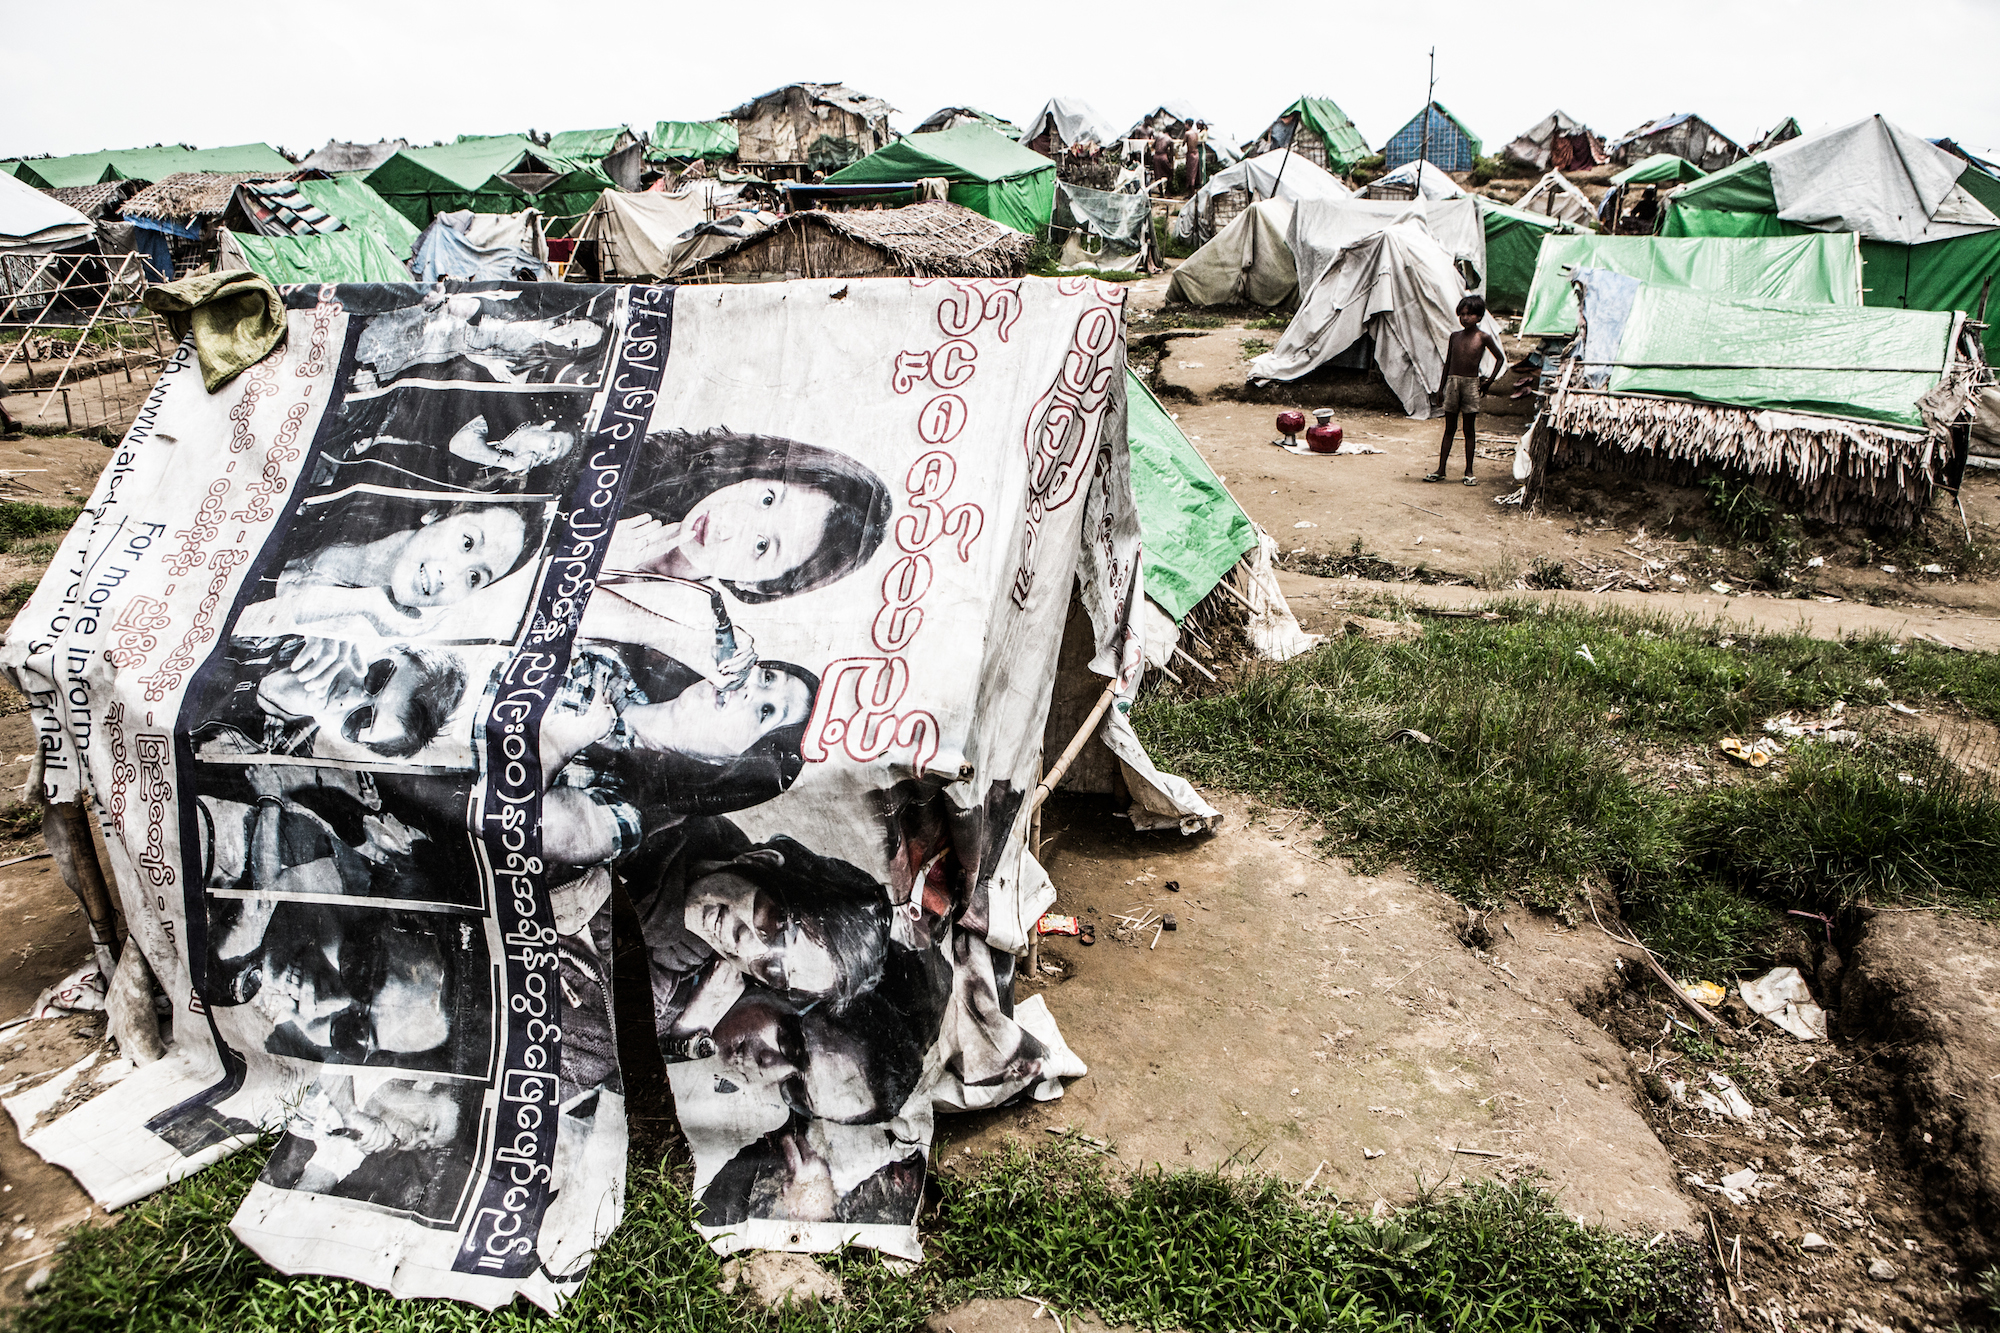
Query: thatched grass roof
122 171 282 221
704 201 1030 278
43 180 143 219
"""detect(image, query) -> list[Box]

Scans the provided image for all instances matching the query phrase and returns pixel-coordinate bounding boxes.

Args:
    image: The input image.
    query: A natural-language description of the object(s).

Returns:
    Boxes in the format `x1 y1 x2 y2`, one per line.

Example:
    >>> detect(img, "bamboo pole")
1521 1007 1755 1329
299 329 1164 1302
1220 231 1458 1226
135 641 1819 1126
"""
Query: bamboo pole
41 797 119 979
1029 680 1119 815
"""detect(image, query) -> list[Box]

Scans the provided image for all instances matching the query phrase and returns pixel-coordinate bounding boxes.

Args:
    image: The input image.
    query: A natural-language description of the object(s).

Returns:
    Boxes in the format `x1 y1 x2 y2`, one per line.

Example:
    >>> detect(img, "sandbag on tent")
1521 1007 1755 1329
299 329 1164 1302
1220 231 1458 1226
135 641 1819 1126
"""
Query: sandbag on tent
411 209 549 282
1052 181 1152 272
1173 149 1350 245
825 125 1057 234
1249 220 1503 417
219 229 412 284
1520 233 1864 337
1664 116 2000 362
1 275 1222 1310
1543 268 1985 527
573 188 713 279
1476 199 1583 313
1166 199 1297 306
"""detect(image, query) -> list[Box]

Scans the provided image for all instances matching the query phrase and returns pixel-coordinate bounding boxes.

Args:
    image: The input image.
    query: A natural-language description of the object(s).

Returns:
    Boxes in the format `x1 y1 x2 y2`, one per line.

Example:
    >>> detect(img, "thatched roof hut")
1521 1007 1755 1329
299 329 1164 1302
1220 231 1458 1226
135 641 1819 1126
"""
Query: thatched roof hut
122 172 278 227
43 179 145 220
687 201 1029 281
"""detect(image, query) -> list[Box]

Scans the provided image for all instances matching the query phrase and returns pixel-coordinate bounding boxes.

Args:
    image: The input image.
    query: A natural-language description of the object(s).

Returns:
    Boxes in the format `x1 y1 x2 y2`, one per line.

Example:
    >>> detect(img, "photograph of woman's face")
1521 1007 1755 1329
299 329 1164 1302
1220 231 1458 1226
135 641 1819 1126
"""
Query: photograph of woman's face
677 480 835 585
391 508 528 608
655 666 813 763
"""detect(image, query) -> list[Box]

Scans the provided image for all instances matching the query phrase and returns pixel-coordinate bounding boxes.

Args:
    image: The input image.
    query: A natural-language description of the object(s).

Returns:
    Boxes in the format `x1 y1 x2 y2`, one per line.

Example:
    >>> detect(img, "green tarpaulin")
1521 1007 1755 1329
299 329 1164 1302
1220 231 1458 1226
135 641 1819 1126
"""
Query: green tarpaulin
1477 199 1581 313
3 143 292 189
1125 370 1257 620
228 230 411 285
1598 285 1954 430
1523 233 1863 335
293 175 420 258
1283 97 1371 172
1611 153 1706 186
650 121 738 160
547 128 633 158
826 125 1056 234
364 137 613 237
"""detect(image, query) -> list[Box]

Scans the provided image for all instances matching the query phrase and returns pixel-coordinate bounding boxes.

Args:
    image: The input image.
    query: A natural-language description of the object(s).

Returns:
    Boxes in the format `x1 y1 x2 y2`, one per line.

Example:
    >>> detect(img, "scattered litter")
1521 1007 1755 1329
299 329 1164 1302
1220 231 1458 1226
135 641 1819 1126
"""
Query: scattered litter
1805 556 1825 568
1694 1072 1755 1121
1718 736 1781 767
1164 881 1179 892
1036 914 1081 938
1763 712 1860 745
1383 728 1433 746
1161 914 1177 931
1575 644 1597 666
1362 1147 1384 1159
1800 1232 1831 1251
1887 700 1919 716
1710 582 1733 594
1737 966 1828 1041
1921 563 1944 574
1680 980 1726 1007
1292 521 1318 529
1880 564 1899 574
13 961 107 1023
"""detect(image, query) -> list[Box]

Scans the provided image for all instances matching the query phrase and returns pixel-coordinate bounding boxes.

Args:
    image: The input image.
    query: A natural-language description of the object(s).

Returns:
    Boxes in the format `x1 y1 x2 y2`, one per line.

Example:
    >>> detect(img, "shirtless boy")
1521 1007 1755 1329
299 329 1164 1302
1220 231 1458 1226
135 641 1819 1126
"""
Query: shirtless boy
1426 295 1507 485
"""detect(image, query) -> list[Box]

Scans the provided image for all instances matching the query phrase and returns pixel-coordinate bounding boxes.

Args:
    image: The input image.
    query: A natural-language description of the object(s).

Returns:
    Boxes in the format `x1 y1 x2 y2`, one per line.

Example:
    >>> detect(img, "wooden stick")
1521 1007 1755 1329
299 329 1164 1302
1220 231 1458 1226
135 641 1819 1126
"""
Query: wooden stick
1171 644 1217 683
1030 680 1119 813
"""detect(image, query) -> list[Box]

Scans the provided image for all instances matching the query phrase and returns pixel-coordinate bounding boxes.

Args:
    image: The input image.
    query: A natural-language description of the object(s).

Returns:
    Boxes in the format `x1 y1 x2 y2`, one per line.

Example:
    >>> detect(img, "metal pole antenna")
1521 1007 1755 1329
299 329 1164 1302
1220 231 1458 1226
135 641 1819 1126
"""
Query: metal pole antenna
1418 47 1435 180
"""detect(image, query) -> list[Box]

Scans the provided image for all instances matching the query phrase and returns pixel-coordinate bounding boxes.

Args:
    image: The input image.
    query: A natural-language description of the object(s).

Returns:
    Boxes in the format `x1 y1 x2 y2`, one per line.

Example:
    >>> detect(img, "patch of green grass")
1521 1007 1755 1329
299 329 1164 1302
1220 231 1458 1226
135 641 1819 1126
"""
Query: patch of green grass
13 1143 1706 1333
0 579 40 612
0 501 81 544
0 801 41 839
1154 214 1198 261
1241 336 1272 357
1246 314 1292 330
1135 604 2000 961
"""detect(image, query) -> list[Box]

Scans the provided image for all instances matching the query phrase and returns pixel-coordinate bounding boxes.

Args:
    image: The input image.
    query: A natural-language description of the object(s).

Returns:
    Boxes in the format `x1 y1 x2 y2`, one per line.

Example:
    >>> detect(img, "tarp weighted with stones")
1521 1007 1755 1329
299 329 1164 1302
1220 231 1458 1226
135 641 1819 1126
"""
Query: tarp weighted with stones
1 275 1216 1310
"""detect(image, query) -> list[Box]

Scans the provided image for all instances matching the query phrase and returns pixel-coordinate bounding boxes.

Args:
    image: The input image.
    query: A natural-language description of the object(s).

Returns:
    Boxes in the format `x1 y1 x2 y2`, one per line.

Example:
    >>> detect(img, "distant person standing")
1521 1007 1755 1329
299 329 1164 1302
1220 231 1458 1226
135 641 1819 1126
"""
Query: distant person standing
1148 129 1175 194
1183 122 1207 194
1425 295 1506 486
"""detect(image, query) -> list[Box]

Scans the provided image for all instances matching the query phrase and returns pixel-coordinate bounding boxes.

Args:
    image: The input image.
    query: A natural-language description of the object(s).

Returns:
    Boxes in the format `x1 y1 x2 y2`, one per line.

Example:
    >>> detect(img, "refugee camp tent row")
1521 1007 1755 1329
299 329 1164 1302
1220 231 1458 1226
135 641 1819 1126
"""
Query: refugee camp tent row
724 83 896 177
1379 102 1481 172
1661 115 2000 362
2 142 293 189
1608 113 1741 173
915 108 1024 140
1248 98 1372 175
822 125 1057 234
1172 149 1351 245
1476 200 1581 311
1503 111 1606 173
364 136 614 237
1537 266 1984 529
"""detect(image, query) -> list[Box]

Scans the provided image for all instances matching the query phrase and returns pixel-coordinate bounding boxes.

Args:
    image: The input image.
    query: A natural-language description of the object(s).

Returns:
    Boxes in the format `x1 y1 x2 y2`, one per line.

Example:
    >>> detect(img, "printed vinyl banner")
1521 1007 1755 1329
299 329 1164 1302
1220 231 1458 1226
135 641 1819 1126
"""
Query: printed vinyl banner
1 276 1155 1310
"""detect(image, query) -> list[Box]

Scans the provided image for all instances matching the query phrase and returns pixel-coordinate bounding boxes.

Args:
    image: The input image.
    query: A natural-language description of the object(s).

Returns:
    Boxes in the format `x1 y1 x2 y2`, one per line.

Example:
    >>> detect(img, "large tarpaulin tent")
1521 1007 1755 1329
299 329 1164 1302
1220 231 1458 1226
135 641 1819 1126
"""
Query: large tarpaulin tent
916 108 1024 141
1521 233 1864 337
294 175 422 256
2 143 293 190
298 140 408 174
1503 111 1606 173
219 229 412 284
726 85 895 174
1608 114 1741 173
1475 198 1583 313
1171 149 1350 245
1252 98 1371 174
546 129 645 192
1545 268 1984 527
410 210 550 281
1662 115 2000 362
1513 170 1598 228
1164 198 1298 307
1 274 1221 1308
825 125 1057 235
364 137 614 236
0 171 92 254
1249 220 1504 415
650 121 739 162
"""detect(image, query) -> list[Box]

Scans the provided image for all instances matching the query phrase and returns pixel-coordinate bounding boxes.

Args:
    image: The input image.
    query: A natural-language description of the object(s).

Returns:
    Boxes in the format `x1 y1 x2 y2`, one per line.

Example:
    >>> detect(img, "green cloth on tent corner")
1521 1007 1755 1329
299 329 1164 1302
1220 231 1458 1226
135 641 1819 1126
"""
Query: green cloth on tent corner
1476 200 1580 313
1125 371 1258 620
228 231 411 285
142 272 287 393
1281 98 1371 172
1611 153 1707 186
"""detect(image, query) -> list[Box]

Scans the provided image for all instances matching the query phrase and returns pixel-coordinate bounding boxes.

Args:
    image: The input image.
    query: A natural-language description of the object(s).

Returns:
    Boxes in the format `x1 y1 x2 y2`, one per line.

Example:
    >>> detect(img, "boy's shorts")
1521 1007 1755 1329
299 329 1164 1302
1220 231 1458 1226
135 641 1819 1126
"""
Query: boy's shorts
1440 375 1482 414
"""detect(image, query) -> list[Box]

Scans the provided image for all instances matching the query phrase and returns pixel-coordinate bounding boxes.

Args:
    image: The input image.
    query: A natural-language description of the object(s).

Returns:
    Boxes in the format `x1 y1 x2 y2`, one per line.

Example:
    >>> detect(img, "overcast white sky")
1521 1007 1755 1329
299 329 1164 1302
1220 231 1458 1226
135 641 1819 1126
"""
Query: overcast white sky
8 0 1999 161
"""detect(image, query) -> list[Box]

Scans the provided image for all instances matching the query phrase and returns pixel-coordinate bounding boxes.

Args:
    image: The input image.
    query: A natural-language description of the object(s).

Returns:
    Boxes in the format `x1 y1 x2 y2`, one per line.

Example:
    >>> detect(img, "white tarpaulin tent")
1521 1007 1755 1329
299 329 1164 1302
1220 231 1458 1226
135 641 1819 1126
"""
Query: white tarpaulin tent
1367 159 1464 200
1514 170 1598 228
1165 198 1298 306
1022 97 1119 150
0 172 92 254
1169 194 1487 307
572 186 738 278
1249 220 1504 417
1 276 1217 1310
1171 149 1350 244
1760 115 2000 243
